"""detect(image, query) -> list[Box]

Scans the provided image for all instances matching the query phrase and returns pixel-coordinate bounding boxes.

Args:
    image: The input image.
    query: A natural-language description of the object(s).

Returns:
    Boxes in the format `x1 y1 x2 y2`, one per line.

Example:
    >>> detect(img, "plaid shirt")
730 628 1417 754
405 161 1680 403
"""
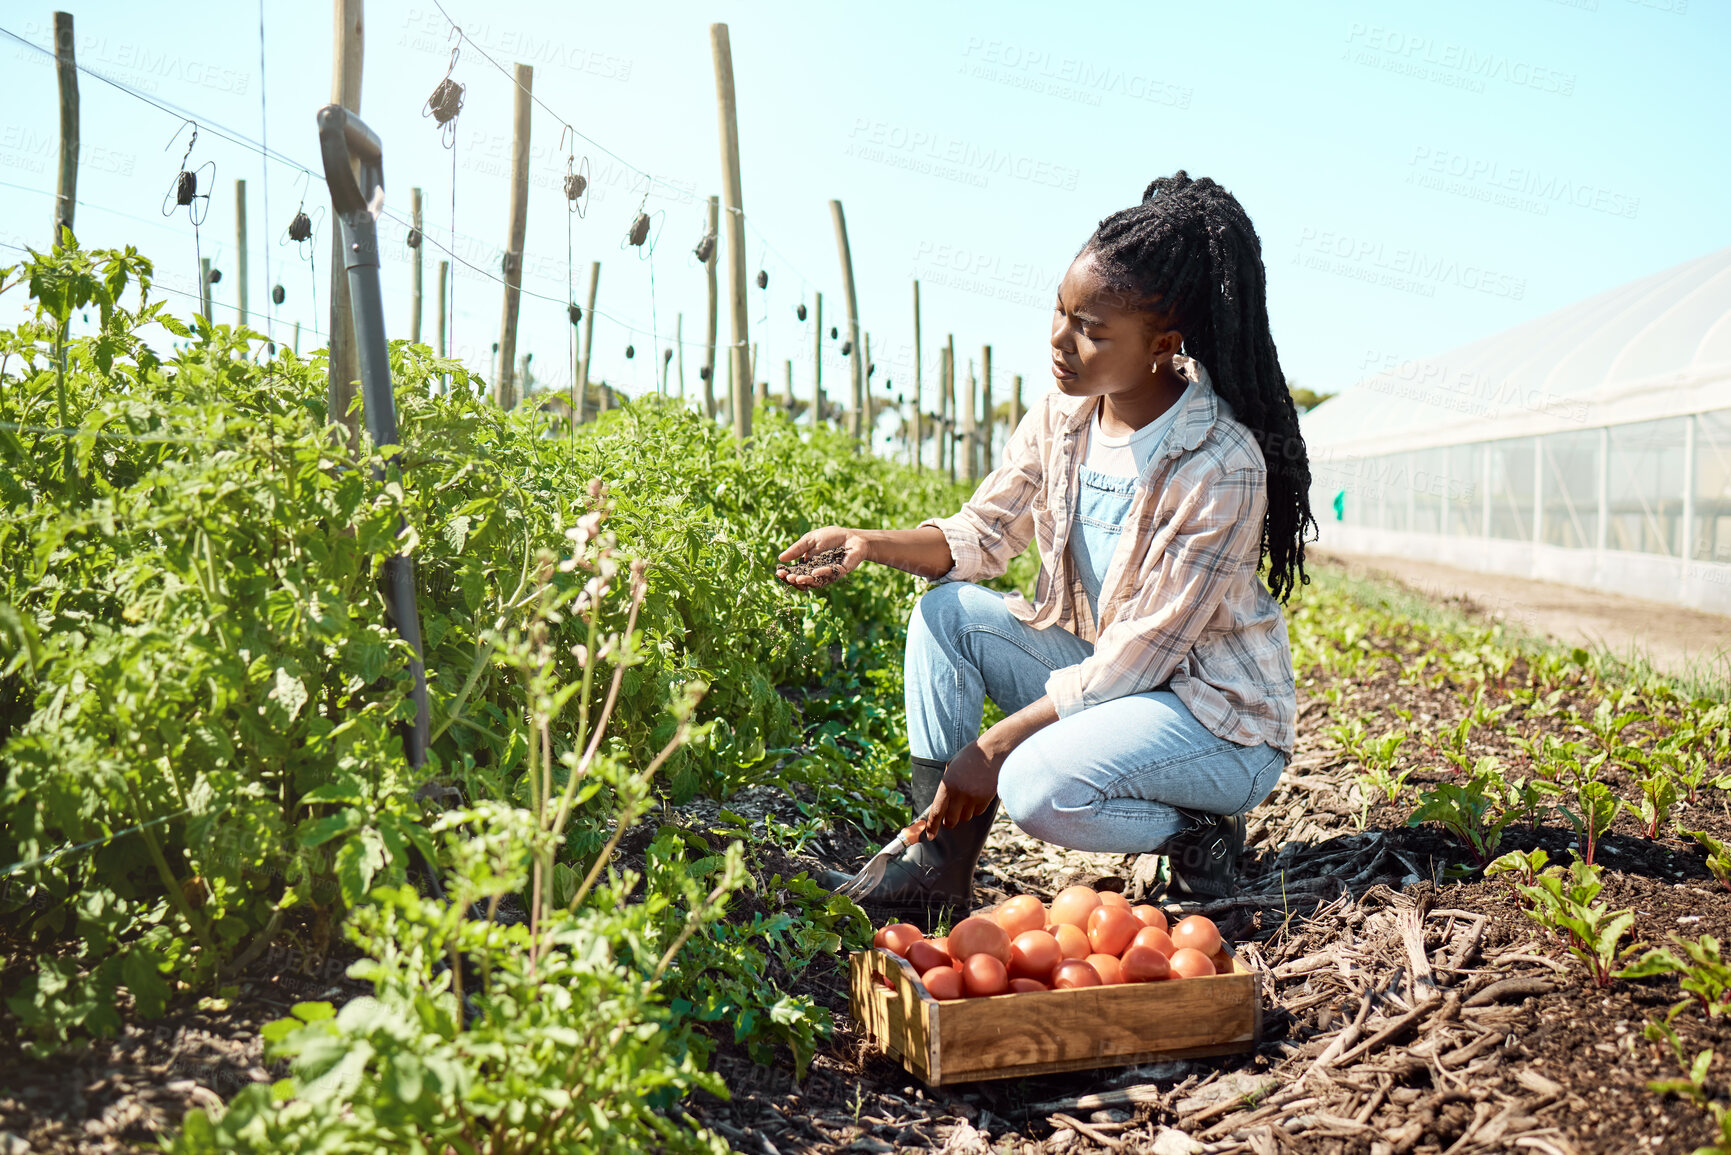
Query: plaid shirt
921 357 1296 753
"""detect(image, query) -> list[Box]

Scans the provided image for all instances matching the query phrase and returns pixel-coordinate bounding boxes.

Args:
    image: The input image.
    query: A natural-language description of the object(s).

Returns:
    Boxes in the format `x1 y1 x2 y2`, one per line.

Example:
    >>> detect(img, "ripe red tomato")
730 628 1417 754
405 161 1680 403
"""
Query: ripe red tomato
948 916 1012 965
1049 885 1103 928
906 939 954 976
922 965 963 1000
993 894 1047 936
1131 904 1169 932
1121 945 1172 982
1086 906 1141 957
1130 926 1176 957
962 953 1010 997
1171 915 1222 957
1169 947 1216 979
879 923 922 958
1009 930 1062 983
1051 959 1102 989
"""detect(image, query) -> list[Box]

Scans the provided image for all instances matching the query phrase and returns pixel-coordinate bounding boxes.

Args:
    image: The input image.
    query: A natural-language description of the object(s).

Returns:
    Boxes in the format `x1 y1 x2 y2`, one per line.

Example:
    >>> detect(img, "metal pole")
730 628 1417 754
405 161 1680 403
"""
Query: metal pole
317 104 429 773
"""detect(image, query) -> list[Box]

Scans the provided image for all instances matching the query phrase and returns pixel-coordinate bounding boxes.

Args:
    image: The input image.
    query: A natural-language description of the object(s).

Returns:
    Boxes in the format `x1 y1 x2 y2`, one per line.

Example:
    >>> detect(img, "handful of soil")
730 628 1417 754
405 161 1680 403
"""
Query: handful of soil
778 546 850 588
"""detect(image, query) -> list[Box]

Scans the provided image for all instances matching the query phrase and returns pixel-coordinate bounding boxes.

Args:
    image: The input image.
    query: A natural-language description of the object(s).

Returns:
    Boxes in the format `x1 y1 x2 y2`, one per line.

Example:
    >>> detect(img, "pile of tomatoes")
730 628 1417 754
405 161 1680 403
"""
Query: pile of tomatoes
869 886 1230 1000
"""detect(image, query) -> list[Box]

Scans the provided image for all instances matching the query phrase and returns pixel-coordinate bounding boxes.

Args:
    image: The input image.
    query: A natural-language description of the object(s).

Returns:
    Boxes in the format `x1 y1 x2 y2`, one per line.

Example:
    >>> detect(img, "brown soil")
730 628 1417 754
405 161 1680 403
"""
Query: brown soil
779 547 850 586
0 934 370 1153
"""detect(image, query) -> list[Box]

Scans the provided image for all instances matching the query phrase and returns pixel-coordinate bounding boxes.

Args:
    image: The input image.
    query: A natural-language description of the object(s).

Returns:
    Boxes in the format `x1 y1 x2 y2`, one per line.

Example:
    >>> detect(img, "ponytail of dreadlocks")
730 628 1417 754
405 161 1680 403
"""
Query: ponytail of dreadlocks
1081 170 1315 602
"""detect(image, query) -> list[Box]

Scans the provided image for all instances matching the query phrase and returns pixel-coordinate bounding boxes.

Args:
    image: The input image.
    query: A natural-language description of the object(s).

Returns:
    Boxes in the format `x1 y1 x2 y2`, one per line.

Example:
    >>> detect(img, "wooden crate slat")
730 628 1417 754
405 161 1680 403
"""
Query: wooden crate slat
849 945 1261 1086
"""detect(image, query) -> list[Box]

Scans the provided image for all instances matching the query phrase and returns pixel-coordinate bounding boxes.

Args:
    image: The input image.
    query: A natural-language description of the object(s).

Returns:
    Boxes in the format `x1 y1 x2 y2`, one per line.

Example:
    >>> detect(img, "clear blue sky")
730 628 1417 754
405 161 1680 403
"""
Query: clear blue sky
1 0 1725 435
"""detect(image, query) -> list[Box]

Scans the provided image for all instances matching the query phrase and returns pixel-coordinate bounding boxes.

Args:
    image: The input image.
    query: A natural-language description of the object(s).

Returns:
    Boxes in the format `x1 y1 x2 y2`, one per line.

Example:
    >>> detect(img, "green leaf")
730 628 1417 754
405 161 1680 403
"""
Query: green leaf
298 808 365 848
335 829 387 906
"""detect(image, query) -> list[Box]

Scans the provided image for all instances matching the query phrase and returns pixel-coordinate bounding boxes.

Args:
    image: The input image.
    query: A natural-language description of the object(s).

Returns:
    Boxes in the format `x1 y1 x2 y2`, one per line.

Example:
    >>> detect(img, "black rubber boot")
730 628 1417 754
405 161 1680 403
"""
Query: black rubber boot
1157 811 1246 900
820 757 997 927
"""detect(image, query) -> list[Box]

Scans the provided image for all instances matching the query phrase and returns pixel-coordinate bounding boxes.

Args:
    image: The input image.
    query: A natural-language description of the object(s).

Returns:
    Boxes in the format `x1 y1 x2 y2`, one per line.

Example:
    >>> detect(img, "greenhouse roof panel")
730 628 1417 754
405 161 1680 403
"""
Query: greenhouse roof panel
1303 245 1731 453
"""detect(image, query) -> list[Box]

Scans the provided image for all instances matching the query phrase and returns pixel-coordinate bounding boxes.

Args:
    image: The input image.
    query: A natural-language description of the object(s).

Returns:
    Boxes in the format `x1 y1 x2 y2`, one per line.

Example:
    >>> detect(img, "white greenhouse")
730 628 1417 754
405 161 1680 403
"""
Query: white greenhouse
1302 245 1731 616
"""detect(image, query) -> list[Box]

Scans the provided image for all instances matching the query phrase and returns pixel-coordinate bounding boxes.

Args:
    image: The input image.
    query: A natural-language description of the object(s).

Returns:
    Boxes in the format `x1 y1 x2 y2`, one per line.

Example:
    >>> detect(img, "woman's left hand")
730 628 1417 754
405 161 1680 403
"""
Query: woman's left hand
927 697 1061 828
928 738 1005 828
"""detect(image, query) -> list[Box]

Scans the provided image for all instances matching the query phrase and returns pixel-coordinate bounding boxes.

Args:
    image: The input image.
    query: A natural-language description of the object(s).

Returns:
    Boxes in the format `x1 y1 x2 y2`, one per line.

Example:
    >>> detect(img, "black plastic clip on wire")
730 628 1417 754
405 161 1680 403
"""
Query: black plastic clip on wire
424 36 466 149
559 126 590 220
160 121 215 225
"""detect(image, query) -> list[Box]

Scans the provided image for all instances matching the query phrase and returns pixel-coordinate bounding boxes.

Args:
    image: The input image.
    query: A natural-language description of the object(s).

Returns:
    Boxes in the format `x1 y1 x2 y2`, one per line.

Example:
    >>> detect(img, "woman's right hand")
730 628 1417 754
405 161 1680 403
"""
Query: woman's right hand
776 526 870 589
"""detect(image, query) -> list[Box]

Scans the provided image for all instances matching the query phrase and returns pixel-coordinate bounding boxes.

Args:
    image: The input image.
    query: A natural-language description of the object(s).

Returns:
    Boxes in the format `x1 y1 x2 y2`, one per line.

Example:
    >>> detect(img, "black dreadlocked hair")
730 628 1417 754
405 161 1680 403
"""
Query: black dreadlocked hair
1081 171 1314 602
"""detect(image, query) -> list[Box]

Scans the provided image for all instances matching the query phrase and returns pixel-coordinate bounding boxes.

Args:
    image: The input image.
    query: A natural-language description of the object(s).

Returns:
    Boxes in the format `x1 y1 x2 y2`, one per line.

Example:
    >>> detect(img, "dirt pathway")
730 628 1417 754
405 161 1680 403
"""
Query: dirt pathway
1315 549 1731 684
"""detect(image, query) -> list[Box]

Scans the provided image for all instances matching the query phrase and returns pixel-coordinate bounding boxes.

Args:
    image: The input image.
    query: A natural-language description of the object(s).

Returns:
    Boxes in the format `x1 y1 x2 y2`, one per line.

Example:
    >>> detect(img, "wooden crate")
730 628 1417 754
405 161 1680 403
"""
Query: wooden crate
848 946 1260 1085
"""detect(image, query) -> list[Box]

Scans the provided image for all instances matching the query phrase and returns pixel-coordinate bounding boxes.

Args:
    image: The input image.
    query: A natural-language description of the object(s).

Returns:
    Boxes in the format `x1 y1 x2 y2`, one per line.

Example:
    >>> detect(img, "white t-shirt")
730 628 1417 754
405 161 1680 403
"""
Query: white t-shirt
1082 380 1194 478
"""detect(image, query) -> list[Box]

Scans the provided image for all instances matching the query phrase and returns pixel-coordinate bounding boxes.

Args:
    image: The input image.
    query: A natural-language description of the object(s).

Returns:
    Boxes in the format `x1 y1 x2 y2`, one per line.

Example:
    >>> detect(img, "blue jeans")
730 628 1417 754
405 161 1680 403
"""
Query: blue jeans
905 581 1288 854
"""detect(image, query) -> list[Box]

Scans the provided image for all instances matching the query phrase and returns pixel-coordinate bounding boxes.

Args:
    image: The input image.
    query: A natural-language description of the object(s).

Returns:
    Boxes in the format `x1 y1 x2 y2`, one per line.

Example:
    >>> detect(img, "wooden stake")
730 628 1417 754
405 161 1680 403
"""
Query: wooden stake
495 62 533 410
234 179 248 327
710 24 752 442
578 260 599 420
409 186 423 343
945 335 956 482
293 320 301 355
753 341 766 409
200 257 213 324
327 0 363 446
935 341 945 474
963 357 977 482
862 332 874 437
51 11 77 244
1011 372 1023 434
829 199 864 441
812 291 823 427
912 280 922 471
676 312 685 400
981 344 993 472
784 359 793 416
436 258 449 356
703 194 719 420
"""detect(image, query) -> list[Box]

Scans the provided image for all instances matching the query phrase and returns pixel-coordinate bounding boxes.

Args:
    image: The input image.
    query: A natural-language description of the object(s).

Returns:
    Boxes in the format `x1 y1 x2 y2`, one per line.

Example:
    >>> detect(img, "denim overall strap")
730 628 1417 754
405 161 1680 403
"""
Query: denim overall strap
1069 466 1139 619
